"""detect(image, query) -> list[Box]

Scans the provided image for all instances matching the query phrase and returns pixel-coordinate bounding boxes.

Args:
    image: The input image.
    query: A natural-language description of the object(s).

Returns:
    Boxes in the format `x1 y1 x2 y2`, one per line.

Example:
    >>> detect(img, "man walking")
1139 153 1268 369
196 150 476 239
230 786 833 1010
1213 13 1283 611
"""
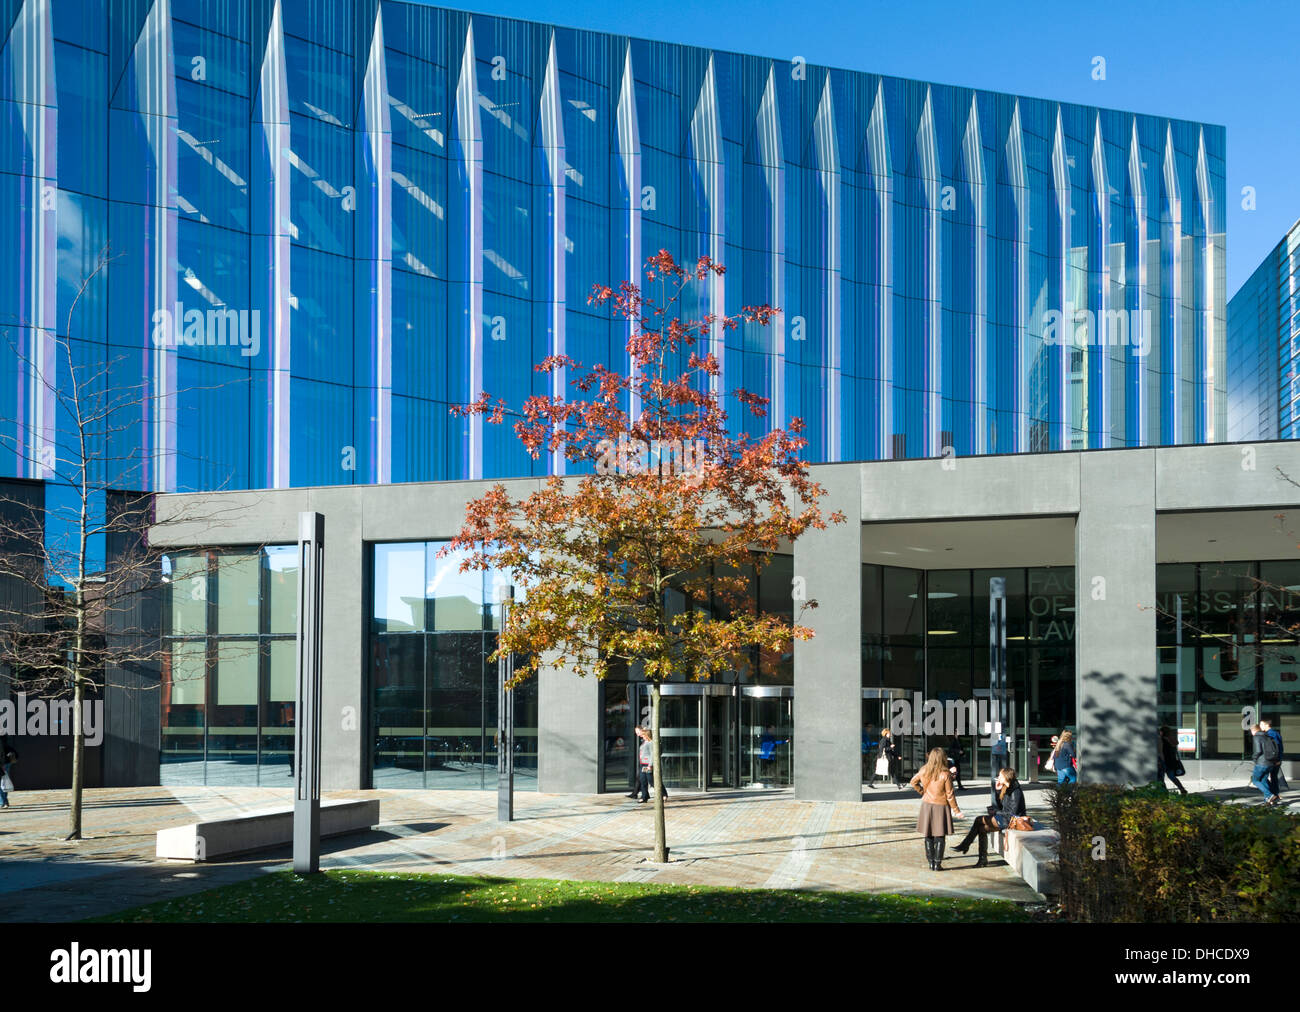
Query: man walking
1250 723 1281 805
1261 719 1286 799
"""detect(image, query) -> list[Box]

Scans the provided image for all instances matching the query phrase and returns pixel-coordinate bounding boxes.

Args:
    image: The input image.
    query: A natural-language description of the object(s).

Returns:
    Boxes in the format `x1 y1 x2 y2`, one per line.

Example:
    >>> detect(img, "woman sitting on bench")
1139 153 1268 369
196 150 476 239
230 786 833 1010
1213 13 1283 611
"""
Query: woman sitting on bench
953 767 1026 867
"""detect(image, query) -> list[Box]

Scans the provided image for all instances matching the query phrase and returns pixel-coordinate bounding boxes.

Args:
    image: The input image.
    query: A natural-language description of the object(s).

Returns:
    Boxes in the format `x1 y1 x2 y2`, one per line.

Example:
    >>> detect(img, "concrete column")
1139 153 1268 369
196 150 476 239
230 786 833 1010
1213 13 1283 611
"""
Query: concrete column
319 498 365 790
793 465 863 801
1074 451 1156 785
537 657 600 793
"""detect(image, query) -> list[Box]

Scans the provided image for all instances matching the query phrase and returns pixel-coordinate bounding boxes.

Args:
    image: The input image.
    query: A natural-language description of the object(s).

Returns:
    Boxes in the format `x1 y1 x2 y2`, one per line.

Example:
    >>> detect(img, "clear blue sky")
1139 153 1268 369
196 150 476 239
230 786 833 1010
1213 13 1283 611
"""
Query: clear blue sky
428 0 1299 298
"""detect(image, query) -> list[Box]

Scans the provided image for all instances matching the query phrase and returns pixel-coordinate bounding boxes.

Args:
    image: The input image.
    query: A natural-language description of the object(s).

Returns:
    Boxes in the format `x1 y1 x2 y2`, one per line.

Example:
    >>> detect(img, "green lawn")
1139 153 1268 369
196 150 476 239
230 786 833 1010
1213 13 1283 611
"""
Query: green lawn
96 870 1031 923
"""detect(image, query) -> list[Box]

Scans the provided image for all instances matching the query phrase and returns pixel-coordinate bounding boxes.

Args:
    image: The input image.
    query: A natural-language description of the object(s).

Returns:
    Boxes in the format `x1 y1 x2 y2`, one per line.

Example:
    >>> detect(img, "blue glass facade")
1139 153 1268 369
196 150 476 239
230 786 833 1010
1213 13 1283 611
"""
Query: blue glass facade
2 0 1228 495
1227 219 1300 442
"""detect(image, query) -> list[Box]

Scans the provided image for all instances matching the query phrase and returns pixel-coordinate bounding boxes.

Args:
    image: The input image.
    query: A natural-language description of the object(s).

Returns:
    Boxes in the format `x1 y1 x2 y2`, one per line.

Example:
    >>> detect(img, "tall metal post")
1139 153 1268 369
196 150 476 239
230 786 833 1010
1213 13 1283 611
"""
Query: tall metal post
294 511 325 873
988 577 1008 806
497 585 515 822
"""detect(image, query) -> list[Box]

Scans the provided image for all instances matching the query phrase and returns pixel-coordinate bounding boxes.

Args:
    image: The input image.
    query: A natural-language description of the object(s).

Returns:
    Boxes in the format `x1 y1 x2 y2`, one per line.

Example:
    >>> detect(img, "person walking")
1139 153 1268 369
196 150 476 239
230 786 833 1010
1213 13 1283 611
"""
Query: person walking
1250 723 1281 805
634 726 667 803
946 735 966 790
1051 730 1078 786
879 727 905 789
1262 719 1286 797
0 746 15 809
909 747 963 871
953 767 1025 867
1157 725 1188 795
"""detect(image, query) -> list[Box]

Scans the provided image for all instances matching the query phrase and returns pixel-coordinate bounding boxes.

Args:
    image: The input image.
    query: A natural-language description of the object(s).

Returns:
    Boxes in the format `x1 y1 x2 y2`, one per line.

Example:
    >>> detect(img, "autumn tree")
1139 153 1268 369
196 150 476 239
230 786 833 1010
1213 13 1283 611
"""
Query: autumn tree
446 250 844 861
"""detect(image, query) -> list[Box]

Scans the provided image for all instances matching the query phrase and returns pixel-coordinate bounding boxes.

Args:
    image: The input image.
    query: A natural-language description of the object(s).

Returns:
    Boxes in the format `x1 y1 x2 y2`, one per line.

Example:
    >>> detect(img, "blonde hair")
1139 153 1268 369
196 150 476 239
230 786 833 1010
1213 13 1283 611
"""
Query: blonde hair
917 748 950 786
1058 730 1073 744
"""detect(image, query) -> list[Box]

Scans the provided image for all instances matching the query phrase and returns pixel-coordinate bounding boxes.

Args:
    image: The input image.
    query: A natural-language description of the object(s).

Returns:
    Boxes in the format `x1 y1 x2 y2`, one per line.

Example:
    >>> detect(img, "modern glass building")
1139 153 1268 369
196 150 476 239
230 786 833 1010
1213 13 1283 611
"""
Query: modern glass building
2 0 1228 500
1227 219 1300 442
9 1 1281 799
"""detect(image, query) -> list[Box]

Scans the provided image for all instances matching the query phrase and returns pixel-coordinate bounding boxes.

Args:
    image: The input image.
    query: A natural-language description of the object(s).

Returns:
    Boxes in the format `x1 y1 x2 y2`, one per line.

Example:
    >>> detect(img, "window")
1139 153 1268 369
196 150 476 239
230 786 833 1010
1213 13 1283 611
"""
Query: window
160 546 299 785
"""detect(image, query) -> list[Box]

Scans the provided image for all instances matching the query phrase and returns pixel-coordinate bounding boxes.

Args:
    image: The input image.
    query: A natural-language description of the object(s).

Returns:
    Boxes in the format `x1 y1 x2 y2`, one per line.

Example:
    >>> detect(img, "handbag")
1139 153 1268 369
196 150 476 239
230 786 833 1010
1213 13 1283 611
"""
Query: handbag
1044 755 1055 772
874 756 890 777
1 771 13 792
1006 816 1034 832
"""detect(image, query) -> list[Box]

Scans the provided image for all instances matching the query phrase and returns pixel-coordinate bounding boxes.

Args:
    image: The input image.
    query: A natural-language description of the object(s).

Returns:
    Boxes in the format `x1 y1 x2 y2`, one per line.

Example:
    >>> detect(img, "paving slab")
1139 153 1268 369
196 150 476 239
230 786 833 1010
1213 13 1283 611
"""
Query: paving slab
0 782 1067 920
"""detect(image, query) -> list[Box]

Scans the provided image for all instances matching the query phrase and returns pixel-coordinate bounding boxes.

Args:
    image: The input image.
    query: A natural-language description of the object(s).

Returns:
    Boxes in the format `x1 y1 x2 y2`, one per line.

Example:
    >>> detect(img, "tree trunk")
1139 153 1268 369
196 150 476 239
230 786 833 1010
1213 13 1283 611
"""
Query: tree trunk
652 681 667 862
68 672 84 840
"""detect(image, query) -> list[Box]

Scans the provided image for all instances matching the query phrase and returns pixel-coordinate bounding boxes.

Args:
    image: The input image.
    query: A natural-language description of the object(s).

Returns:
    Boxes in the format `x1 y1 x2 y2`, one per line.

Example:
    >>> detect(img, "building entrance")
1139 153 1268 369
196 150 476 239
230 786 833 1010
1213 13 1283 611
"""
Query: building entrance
602 683 794 792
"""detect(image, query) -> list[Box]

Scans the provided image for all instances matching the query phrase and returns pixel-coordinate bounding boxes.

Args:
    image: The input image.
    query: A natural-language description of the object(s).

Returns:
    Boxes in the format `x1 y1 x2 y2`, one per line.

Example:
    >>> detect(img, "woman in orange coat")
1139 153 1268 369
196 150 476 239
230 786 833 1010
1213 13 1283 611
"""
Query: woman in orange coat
910 747 963 870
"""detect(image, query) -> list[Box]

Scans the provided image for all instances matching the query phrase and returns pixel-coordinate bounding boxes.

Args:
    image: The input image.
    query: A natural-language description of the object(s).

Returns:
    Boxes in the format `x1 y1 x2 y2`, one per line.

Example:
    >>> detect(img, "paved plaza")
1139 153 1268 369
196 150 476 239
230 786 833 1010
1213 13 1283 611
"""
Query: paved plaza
0 781 1073 921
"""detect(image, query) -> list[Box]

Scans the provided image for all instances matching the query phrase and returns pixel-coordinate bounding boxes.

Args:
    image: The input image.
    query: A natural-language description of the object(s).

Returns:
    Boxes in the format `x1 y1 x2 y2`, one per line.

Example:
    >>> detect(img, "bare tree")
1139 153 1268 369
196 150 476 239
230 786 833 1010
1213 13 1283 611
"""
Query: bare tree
0 246 262 839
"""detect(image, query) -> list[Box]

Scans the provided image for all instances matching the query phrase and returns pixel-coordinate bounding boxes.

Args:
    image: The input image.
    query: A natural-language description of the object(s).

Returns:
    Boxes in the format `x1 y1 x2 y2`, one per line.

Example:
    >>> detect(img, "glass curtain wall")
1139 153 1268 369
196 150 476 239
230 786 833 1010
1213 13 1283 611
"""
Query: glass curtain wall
370 541 538 789
2 3 1226 503
1157 561 1300 760
863 563 1075 783
161 546 299 784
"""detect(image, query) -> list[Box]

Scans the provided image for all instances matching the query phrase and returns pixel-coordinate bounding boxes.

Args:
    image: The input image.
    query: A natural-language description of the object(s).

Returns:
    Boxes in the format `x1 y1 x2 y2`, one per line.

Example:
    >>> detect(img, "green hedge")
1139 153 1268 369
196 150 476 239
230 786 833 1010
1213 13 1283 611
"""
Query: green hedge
1050 784 1300 922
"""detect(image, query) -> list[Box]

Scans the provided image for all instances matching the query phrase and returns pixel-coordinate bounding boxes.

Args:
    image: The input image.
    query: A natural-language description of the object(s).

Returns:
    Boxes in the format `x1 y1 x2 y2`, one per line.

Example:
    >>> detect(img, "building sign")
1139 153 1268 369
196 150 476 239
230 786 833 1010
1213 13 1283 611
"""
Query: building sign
1177 728 1197 753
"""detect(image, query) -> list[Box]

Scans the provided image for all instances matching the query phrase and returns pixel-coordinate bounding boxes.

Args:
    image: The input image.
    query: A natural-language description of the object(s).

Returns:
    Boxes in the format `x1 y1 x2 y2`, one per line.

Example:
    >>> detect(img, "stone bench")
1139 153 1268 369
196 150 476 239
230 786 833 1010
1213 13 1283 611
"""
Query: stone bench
156 798 381 862
990 819 1060 896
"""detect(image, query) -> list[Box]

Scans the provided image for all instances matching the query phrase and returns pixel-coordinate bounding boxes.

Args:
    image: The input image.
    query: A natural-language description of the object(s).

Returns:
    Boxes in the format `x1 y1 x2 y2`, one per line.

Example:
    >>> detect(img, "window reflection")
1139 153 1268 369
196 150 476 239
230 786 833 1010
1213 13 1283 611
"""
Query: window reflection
160 546 298 785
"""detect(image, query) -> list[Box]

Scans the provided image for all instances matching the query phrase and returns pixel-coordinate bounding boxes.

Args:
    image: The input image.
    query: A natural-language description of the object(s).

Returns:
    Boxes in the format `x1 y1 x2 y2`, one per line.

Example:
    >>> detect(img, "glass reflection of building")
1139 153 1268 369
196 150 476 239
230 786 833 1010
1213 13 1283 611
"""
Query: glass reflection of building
370 541 538 790
161 546 301 784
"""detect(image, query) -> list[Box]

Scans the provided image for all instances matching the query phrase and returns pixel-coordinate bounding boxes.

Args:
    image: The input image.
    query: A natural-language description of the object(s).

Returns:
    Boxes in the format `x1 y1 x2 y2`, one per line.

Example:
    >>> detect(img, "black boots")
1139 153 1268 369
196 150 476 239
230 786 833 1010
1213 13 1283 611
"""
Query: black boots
974 831 989 868
923 837 947 871
954 822 980 853
923 837 935 870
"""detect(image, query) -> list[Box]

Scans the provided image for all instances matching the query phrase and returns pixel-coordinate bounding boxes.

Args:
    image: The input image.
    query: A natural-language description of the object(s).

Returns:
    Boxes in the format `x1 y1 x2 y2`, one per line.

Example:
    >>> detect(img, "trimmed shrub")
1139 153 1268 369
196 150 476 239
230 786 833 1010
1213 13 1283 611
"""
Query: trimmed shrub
1051 784 1300 922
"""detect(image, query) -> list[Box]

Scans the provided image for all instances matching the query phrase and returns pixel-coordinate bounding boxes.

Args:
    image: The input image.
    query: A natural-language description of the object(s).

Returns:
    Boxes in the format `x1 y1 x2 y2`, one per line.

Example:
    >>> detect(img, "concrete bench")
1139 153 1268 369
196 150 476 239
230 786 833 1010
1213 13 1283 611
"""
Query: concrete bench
990 819 1059 896
156 798 380 862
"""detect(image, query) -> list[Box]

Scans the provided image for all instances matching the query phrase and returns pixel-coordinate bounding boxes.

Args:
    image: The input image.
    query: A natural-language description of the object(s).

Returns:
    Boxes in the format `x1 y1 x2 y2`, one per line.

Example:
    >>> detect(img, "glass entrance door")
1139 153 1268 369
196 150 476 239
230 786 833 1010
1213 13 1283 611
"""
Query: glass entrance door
707 693 736 787
741 687 793 787
862 688 920 785
630 684 741 792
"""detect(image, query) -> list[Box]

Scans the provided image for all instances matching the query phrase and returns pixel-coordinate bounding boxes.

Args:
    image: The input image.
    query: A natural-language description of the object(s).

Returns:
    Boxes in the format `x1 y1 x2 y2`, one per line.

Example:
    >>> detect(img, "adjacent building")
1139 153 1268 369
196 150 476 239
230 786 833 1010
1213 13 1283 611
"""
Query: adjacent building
1227 219 1300 442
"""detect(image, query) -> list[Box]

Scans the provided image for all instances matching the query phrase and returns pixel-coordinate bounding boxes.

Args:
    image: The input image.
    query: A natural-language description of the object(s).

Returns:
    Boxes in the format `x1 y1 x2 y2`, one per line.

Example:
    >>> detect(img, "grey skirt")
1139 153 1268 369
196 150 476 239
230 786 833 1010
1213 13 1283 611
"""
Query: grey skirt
916 801 954 836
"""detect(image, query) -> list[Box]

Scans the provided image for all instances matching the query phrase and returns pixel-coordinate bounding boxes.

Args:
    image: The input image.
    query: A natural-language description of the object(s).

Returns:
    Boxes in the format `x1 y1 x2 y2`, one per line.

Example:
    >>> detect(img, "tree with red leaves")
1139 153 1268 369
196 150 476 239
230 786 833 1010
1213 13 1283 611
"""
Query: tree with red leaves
447 250 844 862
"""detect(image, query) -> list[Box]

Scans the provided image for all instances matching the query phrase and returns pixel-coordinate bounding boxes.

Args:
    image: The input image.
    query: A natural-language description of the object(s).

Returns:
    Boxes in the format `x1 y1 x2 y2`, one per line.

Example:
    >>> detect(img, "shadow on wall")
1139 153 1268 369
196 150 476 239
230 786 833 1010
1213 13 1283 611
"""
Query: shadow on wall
1078 669 1158 785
